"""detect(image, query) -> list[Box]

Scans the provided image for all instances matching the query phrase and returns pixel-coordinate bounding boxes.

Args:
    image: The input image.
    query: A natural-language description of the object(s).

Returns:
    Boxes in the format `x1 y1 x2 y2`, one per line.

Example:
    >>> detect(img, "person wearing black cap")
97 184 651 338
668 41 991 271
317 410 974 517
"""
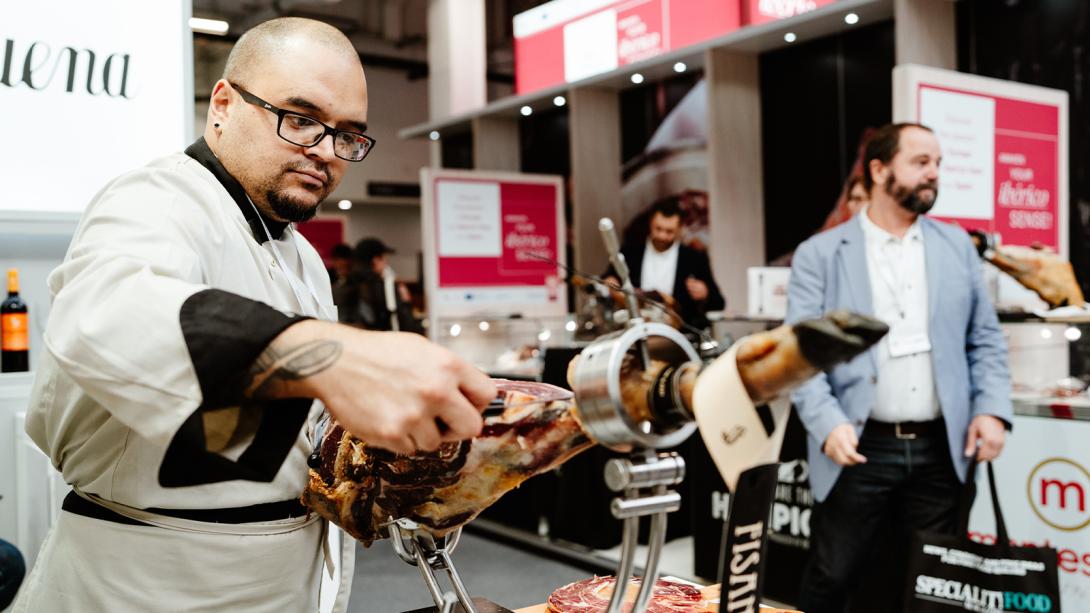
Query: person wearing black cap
346 236 423 333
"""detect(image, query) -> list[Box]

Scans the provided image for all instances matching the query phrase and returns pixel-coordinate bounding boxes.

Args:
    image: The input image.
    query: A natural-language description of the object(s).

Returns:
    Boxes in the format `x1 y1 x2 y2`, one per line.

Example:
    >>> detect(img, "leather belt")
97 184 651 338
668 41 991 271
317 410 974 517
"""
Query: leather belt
864 418 944 440
62 490 307 527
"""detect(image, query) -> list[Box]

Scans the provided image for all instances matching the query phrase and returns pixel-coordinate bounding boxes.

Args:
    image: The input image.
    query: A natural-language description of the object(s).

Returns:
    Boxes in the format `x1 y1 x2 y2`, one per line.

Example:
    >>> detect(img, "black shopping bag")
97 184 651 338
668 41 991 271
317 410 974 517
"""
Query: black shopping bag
903 460 1061 613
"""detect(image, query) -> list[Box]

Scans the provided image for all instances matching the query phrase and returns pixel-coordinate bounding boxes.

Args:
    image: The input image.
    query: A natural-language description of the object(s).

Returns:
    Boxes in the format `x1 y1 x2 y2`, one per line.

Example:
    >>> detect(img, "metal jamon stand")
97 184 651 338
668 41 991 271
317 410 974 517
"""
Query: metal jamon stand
567 218 703 613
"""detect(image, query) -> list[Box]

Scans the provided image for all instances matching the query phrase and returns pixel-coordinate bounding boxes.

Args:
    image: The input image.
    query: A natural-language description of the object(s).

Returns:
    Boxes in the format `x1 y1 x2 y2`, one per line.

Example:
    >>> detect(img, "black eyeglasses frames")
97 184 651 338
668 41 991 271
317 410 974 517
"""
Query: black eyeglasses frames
228 82 376 162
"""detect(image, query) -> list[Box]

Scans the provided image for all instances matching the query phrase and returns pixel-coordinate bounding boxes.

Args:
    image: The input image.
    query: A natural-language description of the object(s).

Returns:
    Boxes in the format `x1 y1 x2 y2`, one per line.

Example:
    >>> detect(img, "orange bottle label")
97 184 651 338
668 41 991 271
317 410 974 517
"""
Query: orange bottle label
1 313 29 351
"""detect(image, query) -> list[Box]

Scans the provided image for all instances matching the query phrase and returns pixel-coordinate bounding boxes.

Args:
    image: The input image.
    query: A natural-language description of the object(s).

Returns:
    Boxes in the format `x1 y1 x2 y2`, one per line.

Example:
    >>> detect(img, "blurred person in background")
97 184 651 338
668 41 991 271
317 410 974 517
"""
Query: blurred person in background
604 197 725 330
326 242 355 322
347 237 423 334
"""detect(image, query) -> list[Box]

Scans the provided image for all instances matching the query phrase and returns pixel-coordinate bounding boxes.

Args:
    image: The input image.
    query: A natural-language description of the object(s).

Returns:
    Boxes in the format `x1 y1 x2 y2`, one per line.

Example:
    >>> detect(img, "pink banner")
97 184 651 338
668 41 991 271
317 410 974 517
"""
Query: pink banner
918 84 1061 250
514 0 741 96
296 218 345 265
435 180 561 292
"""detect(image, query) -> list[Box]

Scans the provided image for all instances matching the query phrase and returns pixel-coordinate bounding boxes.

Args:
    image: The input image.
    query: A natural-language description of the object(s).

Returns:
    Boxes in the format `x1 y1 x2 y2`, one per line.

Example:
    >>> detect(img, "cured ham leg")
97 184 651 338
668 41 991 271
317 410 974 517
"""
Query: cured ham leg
609 310 888 424
969 230 1085 308
302 311 887 546
302 380 589 546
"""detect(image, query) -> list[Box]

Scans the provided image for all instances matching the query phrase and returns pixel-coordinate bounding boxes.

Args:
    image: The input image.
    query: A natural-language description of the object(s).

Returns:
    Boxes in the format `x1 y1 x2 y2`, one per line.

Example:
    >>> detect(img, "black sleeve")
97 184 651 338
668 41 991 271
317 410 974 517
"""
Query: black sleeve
180 288 311 411
158 289 314 488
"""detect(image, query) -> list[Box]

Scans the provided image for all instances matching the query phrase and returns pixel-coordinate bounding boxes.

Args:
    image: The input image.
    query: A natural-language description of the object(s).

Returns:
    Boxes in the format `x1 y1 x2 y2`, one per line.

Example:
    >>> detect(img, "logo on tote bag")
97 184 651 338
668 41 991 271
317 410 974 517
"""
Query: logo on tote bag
914 576 1053 612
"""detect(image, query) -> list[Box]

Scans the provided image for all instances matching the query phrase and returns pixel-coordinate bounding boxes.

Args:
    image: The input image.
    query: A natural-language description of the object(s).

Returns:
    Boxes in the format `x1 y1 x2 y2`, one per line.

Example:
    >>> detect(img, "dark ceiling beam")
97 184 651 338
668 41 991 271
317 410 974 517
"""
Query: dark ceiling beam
192 31 513 84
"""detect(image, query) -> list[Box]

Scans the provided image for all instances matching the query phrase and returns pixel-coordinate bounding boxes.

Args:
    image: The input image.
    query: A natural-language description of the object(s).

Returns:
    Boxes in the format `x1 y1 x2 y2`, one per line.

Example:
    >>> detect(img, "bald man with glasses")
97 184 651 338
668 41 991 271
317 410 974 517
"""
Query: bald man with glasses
15 17 494 612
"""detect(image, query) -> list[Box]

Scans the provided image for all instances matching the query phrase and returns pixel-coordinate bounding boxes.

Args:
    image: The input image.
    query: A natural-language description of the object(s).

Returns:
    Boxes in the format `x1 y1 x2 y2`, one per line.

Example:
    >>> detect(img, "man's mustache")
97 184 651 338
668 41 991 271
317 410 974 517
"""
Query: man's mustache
285 163 330 185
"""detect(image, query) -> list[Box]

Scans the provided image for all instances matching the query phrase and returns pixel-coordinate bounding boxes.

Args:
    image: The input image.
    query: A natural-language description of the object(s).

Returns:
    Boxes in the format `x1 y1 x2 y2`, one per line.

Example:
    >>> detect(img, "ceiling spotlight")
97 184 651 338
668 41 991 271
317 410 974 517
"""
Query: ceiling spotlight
428 130 440 141
520 105 533 116
450 324 462 337
673 62 687 73
784 32 797 43
190 17 229 36
1041 328 1054 340
478 321 490 332
565 320 577 332
553 95 566 107
630 73 644 84
337 199 352 210
537 329 552 342
845 13 860 25
1065 326 1082 341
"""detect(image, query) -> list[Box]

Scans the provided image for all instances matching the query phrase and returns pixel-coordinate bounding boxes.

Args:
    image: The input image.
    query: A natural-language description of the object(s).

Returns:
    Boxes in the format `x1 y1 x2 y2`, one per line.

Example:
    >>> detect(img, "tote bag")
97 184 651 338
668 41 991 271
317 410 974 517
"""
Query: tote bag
903 460 1061 613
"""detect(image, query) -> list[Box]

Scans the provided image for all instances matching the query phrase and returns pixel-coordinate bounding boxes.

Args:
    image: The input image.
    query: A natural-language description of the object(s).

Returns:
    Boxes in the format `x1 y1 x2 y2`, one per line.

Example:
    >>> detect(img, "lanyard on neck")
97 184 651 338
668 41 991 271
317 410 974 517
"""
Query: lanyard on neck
246 198 325 319
872 234 917 321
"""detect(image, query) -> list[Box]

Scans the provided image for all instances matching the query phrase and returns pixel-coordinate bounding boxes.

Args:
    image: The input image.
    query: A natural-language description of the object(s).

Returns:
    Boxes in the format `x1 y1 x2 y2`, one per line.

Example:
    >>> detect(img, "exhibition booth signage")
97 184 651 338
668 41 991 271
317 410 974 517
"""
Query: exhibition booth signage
894 64 1068 255
421 168 567 335
513 0 742 95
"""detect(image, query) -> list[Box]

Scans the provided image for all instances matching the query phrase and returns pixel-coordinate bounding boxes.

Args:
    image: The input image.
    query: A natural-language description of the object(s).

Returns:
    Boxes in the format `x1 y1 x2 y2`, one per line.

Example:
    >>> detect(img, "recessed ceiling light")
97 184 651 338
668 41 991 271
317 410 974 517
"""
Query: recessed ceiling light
673 62 687 73
845 13 860 25
190 17 229 36
450 324 462 337
553 95 566 107
428 130 440 141
630 73 644 84
478 321 490 331
337 199 352 210
784 32 797 43
520 105 533 116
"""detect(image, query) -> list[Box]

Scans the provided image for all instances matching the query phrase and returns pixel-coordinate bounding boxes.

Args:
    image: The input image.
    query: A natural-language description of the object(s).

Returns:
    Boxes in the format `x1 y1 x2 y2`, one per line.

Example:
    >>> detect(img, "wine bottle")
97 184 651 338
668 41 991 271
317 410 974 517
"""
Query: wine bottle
1 268 29 372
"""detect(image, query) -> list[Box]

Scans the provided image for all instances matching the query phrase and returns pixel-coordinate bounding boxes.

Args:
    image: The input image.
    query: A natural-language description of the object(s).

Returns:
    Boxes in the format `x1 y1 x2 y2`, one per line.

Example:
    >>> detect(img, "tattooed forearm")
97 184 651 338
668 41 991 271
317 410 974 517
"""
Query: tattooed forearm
245 340 343 400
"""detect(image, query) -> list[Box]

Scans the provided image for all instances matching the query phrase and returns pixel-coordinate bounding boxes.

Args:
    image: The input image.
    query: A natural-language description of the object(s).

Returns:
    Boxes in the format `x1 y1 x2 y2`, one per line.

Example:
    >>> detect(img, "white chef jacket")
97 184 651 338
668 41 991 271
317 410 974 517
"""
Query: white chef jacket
26 144 337 508
14 140 353 612
859 208 941 423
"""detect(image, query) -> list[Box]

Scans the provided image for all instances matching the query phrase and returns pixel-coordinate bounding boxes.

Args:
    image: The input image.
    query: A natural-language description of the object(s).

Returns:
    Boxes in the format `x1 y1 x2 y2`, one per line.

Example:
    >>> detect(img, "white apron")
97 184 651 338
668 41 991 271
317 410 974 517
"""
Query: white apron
14 493 327 613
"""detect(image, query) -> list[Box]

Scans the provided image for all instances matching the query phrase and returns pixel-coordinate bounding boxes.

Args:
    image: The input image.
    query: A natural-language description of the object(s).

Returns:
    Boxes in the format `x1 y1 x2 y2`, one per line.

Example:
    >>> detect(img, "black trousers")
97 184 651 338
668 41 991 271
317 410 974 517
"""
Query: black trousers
797 425 964 613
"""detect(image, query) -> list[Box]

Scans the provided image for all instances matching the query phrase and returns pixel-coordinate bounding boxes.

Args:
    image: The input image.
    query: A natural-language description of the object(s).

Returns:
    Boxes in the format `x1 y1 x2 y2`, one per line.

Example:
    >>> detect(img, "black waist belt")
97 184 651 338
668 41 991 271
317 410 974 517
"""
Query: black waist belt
864 418 944 439
62 490 308 527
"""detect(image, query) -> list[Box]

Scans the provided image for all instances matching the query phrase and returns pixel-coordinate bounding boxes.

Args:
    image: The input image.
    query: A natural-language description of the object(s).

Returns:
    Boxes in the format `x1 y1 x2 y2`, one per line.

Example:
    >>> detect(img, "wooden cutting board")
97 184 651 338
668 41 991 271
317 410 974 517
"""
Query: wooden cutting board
514 584 799 612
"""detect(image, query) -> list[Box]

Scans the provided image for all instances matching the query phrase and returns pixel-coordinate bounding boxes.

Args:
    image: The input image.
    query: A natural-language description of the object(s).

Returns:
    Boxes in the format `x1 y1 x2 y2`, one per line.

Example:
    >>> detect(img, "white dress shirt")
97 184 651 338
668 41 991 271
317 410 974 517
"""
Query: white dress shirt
859 208 941 423
641 239 679 296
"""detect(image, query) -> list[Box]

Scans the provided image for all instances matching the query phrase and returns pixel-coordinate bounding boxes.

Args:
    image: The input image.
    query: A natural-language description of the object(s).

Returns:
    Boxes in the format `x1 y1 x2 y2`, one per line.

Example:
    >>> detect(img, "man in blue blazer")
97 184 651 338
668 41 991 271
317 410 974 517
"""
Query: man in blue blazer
786 123 1012 612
